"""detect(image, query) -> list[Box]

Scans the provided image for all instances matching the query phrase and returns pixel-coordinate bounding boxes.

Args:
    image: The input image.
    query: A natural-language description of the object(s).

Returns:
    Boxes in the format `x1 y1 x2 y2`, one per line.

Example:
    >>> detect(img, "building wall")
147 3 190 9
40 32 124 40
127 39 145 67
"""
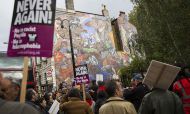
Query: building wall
53 10 131 83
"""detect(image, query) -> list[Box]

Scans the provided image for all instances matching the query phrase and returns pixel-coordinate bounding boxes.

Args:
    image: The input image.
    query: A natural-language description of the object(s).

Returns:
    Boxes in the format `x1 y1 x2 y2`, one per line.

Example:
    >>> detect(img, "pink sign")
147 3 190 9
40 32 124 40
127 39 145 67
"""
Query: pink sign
7 0 56 57
75 64 90 85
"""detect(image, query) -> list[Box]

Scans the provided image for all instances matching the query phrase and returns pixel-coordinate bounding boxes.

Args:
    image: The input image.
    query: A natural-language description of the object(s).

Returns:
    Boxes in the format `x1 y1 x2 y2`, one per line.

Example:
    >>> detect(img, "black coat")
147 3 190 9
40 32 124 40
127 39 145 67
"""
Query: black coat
0 98 40 114
124 82 149 111
94 98 106 114
26 101 41 111
39 105 49 114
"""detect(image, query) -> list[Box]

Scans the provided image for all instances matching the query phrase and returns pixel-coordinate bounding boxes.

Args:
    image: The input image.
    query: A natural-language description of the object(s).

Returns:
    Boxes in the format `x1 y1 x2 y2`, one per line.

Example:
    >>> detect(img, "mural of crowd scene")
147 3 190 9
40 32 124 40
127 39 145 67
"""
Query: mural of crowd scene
117 11 137 56
53 10 131 83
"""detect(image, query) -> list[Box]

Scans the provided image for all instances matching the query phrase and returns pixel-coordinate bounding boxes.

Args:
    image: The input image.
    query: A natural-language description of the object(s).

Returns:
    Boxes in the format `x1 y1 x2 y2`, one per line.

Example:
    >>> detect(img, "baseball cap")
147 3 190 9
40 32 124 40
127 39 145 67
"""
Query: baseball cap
132 73 143 80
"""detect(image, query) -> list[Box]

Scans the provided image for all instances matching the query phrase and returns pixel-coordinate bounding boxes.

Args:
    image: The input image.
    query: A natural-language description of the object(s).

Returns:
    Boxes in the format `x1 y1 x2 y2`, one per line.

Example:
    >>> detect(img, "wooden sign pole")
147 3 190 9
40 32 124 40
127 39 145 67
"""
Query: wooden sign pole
82 83 86 101
20 57 29 103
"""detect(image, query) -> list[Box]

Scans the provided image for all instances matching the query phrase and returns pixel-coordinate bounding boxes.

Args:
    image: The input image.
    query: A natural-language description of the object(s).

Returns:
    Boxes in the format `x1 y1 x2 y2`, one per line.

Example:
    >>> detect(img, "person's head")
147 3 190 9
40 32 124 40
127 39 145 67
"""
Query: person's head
91 80 96 85
98 81 105 86
62 88 68 94
105 80 123 98
130 78 136 88
55 91 62 99
132 74 143 86
0 74 13 100
3 77 20 101
36 97 46 108
86 92 92 100
44 92 53 103
176 66 190 80
0 73 12 90
97 90 107 99
184 66 190 77
67 88 81 99
26 89 38 102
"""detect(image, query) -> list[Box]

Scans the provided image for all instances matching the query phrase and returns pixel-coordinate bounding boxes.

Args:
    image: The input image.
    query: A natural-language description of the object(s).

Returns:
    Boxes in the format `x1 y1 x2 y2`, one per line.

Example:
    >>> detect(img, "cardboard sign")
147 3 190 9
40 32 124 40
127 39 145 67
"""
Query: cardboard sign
75 64 90 85
143 60 181 90
7 0 56 57
48 100 60 114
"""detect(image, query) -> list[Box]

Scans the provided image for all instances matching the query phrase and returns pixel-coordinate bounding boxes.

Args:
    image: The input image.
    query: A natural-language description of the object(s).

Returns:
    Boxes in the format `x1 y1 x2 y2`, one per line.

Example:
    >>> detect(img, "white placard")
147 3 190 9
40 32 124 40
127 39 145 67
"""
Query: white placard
143 60 181 90
96 74 103 84
48 100 60 114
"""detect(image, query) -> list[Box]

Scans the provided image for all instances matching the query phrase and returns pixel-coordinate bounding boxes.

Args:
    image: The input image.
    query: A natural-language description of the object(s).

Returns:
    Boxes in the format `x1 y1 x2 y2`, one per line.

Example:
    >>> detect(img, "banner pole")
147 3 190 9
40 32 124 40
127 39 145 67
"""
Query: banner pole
82 83 86 101
20 57 29 103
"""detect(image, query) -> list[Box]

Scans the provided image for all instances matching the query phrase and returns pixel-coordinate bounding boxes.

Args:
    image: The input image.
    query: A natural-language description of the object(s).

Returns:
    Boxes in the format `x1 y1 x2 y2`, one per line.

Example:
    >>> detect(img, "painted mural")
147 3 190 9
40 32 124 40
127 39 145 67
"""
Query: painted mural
53 10 131 82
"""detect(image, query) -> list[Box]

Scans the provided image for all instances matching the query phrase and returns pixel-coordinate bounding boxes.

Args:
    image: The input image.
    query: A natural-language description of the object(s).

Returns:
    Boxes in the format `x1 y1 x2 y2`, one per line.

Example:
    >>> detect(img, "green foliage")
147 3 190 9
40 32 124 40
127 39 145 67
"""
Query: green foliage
118 66 131 87
129 0 190 65
118 56 148 87
120 0 190 86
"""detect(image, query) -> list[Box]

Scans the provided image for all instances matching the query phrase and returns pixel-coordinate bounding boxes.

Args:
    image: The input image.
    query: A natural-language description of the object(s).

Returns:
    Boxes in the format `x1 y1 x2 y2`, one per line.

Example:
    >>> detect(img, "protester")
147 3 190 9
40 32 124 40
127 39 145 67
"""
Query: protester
94 90 107 114
126 78 136 90
99 80 137 114
138 60 185 114
173 66 190 114
26 88 41 111
89 80 98 101
12 79 21 101
86 92 95 112
124 73 149 111
0 72 40 114
3 77 20 101
97 81 105 91
55 90 63 102
139 88 185 114
44 92 54 111
60 88 93 114
0 75 12 99
36 97 49 114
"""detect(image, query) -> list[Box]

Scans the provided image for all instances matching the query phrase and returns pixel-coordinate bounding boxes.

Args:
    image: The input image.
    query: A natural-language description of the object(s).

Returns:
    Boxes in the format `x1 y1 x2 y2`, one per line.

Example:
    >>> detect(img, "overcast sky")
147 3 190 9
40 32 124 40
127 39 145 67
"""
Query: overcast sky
0 0 133 51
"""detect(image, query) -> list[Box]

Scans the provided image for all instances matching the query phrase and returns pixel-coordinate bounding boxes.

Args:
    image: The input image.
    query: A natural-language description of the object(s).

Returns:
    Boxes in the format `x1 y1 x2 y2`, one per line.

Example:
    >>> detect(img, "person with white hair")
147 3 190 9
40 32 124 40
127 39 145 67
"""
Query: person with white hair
0 72 40 114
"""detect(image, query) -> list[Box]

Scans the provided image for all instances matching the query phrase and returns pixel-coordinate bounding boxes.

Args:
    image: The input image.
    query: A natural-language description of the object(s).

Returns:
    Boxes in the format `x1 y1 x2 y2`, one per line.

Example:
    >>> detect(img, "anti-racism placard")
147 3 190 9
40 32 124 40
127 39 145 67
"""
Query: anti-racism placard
75 64 90 85
7 0 56 57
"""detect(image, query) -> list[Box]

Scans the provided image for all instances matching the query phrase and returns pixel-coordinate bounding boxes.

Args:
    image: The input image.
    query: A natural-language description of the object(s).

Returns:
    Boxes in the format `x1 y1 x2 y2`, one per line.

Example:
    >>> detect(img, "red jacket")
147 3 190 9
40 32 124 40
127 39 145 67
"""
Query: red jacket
173 77 190 114
98 86 105 91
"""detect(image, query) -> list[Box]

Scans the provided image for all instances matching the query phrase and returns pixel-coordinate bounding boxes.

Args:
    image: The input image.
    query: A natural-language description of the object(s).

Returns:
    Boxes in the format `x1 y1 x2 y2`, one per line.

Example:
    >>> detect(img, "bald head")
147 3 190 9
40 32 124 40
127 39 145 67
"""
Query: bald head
0 73 17 100
0 73 11 89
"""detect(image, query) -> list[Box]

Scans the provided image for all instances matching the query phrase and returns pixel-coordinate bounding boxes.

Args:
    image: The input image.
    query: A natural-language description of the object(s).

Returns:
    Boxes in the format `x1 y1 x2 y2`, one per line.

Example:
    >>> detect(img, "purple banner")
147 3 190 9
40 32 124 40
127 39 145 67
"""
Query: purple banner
7 0 56 57
75 64 90 85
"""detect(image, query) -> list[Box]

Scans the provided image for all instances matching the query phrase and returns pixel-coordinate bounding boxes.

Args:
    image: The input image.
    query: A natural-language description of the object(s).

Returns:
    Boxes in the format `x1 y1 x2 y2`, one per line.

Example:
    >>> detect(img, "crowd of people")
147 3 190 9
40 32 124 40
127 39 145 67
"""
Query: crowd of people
0 65 190 114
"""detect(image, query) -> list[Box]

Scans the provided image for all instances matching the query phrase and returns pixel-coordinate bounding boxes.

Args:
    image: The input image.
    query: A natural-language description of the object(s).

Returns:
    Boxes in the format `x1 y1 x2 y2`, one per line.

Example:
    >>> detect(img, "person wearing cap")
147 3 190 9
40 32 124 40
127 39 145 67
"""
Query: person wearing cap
123 73 149 112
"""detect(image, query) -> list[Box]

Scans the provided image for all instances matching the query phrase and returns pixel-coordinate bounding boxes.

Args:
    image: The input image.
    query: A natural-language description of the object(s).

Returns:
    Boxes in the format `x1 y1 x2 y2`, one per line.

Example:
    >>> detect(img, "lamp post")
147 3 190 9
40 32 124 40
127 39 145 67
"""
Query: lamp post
60 19 77 78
